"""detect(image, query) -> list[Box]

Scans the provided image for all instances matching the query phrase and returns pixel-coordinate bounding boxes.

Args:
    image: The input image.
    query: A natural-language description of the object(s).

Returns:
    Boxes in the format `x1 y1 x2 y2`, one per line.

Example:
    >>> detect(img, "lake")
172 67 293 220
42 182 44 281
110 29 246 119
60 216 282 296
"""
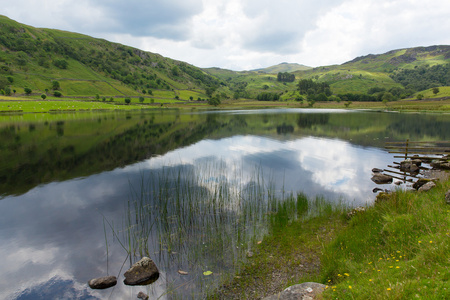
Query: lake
0 108 449 299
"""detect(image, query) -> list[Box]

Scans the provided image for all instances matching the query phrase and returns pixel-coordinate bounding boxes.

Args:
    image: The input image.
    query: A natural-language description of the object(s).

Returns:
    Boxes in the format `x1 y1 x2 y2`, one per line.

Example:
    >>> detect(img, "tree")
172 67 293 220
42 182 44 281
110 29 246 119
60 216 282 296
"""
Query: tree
432 87 440 95
41 94 47 100
416 93 424 100
54 91 62 97
52 81 60 90
24 87 32 95
53 59 68 69
124 98 131 104
139 96 144 103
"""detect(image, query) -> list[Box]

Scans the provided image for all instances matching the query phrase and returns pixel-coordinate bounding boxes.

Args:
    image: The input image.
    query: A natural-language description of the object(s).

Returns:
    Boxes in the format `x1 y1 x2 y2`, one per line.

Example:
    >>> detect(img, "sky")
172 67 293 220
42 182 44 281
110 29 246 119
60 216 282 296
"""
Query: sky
2 0 450 71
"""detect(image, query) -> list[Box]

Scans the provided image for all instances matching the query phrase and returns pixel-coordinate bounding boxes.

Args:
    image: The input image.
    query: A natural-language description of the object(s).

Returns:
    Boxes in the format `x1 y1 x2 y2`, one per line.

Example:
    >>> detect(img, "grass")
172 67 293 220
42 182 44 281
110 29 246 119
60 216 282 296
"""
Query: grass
211 176 450 299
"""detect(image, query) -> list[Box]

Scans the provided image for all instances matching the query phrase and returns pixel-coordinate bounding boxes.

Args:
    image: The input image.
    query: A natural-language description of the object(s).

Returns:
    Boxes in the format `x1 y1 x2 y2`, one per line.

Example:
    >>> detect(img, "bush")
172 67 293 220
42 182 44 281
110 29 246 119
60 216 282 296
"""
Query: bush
41 94 47 100
139 96 144 103
24 87 32 95
124 98 131 104
53 59 68 69
54 91 62 97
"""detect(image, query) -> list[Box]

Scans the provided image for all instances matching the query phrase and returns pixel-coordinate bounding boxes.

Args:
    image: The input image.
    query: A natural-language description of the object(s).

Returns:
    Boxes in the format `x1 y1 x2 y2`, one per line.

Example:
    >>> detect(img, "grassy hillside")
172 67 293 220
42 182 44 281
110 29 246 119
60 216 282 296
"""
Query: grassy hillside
0 15 216 100
0 14 449 107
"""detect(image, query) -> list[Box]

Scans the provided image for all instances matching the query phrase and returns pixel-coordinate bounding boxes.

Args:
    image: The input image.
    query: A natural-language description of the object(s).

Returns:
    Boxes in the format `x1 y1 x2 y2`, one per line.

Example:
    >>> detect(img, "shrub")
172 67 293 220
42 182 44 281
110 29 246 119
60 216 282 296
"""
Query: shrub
41 94 47 100
139 96 144 103
54 91 62 97
24 87 32 95
125 98 131 104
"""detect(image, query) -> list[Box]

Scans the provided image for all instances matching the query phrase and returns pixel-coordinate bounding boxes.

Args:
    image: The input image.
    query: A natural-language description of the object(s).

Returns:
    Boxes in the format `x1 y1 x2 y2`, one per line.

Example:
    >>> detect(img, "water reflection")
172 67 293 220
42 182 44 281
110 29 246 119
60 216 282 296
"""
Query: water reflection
1 109 449 299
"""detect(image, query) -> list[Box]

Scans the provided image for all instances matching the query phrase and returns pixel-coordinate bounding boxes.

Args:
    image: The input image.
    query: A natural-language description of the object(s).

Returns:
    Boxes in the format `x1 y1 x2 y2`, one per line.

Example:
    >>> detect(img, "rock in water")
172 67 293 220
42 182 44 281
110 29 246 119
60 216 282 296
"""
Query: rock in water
124 257 159 286
371 173 393 184
88 276 117 289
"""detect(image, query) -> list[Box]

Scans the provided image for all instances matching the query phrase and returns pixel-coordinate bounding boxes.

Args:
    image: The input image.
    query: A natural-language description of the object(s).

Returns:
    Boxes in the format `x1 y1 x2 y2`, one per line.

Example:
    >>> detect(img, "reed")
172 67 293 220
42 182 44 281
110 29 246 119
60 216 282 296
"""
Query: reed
107 161 333 298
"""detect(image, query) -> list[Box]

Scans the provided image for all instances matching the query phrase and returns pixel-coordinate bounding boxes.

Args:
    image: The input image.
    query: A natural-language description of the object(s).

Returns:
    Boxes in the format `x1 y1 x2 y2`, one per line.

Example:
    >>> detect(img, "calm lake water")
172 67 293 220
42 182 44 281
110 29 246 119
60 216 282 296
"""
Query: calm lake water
0 108 449 299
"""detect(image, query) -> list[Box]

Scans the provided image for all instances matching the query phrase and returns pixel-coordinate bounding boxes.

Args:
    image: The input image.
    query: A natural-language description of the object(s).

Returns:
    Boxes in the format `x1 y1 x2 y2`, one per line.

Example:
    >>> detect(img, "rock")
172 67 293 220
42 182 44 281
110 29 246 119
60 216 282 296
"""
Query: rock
124 257 159 286
262 282 327 300
137 291 149 300
346 206 366 220
418 181 436 192
88 276 117 289
413 178 433 190
431 161 450 170
371 173 393 184
372 168 383 173
399 160 420 173
446 189 450 205
394 181 403 186
372 188 385 193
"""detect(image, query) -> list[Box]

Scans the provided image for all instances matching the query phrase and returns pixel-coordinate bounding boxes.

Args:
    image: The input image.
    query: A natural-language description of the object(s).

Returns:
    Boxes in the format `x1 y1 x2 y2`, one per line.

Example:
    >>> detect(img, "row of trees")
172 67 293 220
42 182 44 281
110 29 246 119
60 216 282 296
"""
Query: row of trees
277 72 295 82
390 64 450 91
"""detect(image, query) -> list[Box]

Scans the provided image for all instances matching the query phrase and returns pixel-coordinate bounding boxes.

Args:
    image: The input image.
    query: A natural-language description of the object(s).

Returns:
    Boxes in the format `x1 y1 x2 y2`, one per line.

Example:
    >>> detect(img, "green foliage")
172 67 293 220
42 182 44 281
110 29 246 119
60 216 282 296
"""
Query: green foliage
256 92 280 101
53 59 68 69
41 94 46 100
124 97 131 104
298 79 330 95
52 81 60 90
53 91 62 97
139 96 144 103
277 72 295 82
24 87 32 95
390 64 450 91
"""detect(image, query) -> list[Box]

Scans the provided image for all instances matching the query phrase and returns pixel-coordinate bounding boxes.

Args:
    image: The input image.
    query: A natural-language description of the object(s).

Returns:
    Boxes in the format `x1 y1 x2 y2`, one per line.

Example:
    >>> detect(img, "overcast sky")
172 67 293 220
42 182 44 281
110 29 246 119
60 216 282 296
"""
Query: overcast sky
2 0 450 70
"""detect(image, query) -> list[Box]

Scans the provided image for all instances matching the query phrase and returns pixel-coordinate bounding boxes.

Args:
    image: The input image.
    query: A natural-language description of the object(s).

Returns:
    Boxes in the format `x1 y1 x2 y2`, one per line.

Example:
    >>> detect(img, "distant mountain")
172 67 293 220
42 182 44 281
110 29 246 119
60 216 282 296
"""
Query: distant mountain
252 62 312 73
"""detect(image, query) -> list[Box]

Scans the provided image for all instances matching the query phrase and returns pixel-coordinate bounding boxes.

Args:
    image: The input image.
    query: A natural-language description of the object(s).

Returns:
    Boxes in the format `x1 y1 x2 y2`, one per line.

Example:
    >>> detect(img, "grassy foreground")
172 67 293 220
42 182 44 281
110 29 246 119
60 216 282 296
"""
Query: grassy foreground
211 178 450 299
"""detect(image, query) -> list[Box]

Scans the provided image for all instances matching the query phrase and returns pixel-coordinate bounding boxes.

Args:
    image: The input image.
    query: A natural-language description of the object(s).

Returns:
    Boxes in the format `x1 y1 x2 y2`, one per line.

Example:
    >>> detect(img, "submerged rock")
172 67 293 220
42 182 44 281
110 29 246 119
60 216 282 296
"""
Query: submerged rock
371 173 393 184
88 276 117 289
262 282 327 300
124 257 159 286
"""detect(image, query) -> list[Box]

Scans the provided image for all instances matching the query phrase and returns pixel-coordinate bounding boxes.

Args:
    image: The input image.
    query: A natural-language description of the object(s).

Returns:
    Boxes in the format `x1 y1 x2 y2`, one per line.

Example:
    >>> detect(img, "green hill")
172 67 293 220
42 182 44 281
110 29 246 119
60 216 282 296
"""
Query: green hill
252 62 312 73
0 15 218 100
0 14 449 104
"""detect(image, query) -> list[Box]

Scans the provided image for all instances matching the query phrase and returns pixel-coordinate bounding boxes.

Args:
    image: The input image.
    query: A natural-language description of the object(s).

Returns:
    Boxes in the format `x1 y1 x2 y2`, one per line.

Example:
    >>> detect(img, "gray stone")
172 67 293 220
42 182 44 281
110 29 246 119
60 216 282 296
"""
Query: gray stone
372 168 383 173
413 178 433 190
371 173 393 184
446 189 450 205
399 161 420 173
418 181 436 192
124 257 159 286
262 282 327 300
88 275 117 289
137 291 149 300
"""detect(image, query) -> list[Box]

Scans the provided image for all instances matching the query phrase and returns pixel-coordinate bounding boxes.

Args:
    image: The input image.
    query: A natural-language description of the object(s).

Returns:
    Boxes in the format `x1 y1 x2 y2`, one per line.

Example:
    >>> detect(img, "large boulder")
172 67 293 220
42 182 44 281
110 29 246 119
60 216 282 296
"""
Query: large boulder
371 173 393 184
124 257 159 286
413 178 435 190
88 276 117 289
418 181 436 192
262 282 327 300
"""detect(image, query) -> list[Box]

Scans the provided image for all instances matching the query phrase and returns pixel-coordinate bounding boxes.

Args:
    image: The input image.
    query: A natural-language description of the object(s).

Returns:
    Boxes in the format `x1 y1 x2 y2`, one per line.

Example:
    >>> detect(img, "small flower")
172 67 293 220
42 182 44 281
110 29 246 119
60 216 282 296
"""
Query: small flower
369 279 373 282
344 273 350 277
396 266 400 269
430 241 433 244
349 285 352 289
387 288 392 291
418 241 422 244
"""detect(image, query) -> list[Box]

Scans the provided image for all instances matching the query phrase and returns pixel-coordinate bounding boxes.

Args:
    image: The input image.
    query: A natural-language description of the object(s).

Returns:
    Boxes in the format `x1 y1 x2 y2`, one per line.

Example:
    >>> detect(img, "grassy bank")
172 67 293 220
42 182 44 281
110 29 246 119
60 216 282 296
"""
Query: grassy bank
1 96 450 113
211 177 450 299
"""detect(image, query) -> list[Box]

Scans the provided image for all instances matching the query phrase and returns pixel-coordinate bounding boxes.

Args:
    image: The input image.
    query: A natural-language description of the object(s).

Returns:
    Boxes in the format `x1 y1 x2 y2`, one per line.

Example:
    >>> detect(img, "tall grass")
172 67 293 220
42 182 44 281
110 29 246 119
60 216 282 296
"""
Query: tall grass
107 162 336 298
320 179 450 299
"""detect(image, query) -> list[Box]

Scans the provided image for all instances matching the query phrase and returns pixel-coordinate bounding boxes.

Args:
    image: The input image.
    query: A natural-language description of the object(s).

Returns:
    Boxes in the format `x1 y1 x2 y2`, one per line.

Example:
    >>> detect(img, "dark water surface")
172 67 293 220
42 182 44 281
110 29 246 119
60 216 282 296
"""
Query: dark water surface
0 109 449 299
